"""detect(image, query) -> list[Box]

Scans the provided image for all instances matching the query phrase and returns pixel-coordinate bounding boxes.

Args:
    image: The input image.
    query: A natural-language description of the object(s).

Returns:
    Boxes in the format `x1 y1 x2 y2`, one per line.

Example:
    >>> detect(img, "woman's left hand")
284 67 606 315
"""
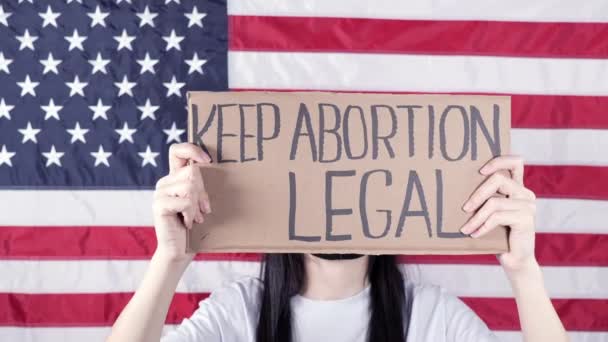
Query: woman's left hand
459 155 537 275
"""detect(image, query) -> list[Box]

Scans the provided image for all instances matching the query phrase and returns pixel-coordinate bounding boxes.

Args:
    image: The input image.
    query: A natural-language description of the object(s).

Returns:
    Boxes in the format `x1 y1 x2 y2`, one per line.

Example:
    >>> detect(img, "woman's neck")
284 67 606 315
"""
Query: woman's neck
300 254 369 300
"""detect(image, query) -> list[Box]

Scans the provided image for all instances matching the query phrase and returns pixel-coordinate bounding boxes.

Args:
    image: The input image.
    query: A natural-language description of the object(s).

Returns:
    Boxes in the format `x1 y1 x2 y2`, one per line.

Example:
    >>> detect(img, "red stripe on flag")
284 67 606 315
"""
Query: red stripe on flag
0 292 208 327
1 293 605 331
511 96 608 129
461 297 608 331
1 227 606 266
525 166 608 200
401 233 608 267
0 226 260 261
230 16 608 58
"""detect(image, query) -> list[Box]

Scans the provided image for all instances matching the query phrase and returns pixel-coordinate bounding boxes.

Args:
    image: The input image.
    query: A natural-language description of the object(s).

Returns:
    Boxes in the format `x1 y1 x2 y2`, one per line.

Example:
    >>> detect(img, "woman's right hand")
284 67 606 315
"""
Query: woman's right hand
152 143 212 263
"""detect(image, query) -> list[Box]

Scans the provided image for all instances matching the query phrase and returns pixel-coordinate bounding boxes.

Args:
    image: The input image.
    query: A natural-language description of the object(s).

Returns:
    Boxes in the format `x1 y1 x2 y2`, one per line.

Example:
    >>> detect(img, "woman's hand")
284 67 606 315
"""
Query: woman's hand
107 143 212 342
152 143 212 263
459 155 537 275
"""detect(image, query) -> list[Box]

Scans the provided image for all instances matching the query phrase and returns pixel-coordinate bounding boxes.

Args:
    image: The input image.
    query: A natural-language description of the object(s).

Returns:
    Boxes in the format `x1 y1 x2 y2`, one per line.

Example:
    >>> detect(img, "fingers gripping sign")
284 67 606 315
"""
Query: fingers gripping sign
459 155 537 272
153 143 212 261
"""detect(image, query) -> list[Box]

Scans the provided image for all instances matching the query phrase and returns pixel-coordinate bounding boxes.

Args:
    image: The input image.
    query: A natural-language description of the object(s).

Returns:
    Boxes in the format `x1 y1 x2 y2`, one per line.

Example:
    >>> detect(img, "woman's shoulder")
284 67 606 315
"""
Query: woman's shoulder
404 280 472 316
404 279 498 341
204 275 263 307
405 279 451 304
162 276 263 341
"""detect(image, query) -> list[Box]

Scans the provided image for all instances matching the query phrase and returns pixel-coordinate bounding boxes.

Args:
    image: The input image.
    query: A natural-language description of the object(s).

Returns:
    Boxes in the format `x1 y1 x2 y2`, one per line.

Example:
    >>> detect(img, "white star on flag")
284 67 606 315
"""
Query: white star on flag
0 145 15 167
0 98 14 120
42 145 64 167
137 99 159 120
115 75 136 97
66 122 88 144
88 6 109 28
136 6 157 27
91 145 112 167
40 53 61 75
165 0 180 4
115 122 137 143
0 5 11 27
163 30 184 51
16 29 38 51
136 53 158 75
163 76 185 97
185 7 206 28
41 98 62 120
138 145 159 167
0 52 12 73
163 122 185 143
114 30 135 51
65 29 87 51
18 122 40 143
17 75 39 96
185 52 207 75
39 6 60 28
89 99 111 120
66 76 87 96
88 53 110 74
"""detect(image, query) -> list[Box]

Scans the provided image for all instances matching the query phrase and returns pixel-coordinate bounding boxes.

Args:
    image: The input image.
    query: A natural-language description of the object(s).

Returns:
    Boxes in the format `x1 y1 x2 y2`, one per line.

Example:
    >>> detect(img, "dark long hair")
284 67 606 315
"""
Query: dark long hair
256 254 412 342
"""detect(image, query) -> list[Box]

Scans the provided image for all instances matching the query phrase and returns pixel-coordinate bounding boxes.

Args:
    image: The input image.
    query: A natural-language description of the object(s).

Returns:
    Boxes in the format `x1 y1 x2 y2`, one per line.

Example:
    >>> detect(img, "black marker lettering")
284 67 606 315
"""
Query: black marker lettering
371 105 397 159
325 170 355 241
239 104 256 162
217 104 238 163
360 169 392 239
395 170 432 238
470 104 501 160
435 169 465 238
428 105 435 159
289 103 318 161
319 103 342 163
257 103 281 161
397 105 422 157
439 105 470 161
343 105 368 160
193 104 215 158
288 171 322 242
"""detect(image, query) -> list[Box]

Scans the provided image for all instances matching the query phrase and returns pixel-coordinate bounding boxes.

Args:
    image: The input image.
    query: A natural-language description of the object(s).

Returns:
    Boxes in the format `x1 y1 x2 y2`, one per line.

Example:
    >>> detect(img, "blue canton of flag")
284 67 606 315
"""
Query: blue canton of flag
0 0 228 188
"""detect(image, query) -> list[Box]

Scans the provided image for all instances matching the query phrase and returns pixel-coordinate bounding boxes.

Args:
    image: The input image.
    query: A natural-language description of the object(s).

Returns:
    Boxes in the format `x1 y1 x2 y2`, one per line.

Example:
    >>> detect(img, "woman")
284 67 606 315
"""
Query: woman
107 143 568 342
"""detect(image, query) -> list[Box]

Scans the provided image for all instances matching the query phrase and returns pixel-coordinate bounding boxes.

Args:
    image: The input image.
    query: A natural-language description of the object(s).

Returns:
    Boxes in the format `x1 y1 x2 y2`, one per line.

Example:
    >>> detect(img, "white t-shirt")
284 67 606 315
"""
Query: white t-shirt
161 276 499 342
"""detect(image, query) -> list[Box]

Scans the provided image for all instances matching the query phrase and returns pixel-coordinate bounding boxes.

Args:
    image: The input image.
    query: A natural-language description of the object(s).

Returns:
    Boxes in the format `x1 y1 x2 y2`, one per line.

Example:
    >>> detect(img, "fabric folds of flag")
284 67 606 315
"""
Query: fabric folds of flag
0 0 607 341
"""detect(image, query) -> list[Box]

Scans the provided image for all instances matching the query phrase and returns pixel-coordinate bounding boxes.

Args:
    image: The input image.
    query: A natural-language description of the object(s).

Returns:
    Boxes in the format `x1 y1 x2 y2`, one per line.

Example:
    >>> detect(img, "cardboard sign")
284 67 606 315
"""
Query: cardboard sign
186 91 510 254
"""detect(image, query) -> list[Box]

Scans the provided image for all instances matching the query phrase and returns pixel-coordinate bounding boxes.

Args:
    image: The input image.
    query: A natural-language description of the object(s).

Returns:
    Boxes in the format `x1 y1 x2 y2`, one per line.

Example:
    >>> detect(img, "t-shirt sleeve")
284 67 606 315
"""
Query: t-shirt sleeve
439 288 500 342
160 277 261 342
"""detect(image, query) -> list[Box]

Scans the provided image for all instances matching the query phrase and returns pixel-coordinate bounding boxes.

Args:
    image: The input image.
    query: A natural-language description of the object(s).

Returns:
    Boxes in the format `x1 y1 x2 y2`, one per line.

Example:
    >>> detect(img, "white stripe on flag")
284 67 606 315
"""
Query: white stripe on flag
0 190 155 226
1 194 607 234
0 326 178 342
229 51 608 96
403 264 608 298
535 198 608 234
228 0 608 22
0 327 113 342
1 260 606 299
512 129 608 166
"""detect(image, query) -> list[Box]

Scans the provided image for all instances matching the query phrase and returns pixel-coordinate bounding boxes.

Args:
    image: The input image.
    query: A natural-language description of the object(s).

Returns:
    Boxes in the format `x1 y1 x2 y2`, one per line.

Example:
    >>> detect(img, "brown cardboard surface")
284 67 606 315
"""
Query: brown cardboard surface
186 91 510 254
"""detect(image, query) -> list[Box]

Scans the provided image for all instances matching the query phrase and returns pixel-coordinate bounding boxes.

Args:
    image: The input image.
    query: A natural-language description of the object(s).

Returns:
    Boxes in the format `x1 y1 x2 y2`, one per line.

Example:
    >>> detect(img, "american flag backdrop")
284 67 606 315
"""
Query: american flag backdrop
0 0 607 341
